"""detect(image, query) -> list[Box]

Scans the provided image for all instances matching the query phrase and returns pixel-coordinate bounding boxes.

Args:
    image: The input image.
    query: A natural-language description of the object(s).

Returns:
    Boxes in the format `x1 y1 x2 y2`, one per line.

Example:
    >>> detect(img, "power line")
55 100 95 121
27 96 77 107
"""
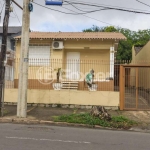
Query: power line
36 1 115 26
33 1 87 15
136 0 150 8
66 0 150 13
0 1 5 22
65 1 109 13
0 2 5 15
64 1 150 14
10 13 17 18
62 6 114 26
35 1 150 15
33 1 137 28
34 1 150 29
33 1 109 15
12 3 21 25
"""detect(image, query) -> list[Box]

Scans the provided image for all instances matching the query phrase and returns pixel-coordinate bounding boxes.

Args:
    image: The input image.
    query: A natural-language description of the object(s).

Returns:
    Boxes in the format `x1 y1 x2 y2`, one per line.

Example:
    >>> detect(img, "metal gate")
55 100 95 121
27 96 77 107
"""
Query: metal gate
120 65 150 110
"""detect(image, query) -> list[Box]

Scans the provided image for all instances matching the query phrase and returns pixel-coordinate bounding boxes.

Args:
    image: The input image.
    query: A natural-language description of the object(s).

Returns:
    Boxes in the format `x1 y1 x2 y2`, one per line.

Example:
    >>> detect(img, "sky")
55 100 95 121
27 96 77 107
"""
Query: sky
0 0 150 32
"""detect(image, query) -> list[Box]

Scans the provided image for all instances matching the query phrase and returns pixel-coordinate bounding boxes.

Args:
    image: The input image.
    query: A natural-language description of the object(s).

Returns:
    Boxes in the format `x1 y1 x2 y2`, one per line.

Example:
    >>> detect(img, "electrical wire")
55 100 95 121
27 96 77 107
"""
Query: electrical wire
36 0 150 28
43 0 150 14
66 0 150 13
35 1 115 26
0 2 5 15
34 1 150 15
62 6 114 26
33 1 87 15
65 1 109 13
33 1 109 15
62 2 133 30
64 1 150 14
10 14 16 18
0 1 5 22
136 0 150 8
42 1 119 26
12 3 21 25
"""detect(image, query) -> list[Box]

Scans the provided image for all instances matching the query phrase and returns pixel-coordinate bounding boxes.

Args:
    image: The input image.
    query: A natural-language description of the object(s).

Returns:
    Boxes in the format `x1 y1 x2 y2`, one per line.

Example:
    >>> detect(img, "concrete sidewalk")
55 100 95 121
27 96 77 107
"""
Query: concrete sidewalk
1 105 150 132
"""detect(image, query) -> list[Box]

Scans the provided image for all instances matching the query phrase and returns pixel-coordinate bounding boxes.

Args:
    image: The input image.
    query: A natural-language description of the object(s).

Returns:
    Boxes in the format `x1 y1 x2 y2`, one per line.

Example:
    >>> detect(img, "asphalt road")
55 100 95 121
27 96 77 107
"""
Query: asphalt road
0 124 150 150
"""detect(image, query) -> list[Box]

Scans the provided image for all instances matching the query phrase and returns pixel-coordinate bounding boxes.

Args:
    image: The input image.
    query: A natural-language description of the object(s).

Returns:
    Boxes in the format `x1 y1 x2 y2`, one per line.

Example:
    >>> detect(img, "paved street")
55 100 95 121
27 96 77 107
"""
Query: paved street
0 124 150 150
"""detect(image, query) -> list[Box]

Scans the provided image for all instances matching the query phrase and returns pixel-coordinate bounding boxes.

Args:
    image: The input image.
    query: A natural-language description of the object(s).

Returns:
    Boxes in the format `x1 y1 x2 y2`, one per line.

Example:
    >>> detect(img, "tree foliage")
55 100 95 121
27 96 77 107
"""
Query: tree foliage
83 25 150 60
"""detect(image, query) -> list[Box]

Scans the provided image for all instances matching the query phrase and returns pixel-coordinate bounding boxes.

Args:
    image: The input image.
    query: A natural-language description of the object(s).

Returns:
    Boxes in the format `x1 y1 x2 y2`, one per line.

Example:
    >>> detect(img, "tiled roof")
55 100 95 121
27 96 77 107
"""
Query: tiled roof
15 32 126 40
0 26 22 34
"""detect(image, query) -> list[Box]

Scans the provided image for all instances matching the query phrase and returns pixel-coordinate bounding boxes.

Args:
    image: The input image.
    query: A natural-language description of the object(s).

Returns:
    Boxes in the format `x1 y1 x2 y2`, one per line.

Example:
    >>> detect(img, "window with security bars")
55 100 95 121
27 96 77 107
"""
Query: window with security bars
5 65 14 81
29 45 50 66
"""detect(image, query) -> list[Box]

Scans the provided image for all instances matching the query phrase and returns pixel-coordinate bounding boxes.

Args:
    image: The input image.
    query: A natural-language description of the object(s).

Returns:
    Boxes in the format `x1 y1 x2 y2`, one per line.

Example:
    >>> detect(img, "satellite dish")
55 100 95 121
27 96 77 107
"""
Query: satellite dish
45 0 63 6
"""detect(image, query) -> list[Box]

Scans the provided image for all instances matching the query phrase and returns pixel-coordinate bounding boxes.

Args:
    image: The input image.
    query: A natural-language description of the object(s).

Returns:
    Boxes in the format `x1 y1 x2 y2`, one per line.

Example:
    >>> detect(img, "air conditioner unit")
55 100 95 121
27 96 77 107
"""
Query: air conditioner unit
52 41 64 49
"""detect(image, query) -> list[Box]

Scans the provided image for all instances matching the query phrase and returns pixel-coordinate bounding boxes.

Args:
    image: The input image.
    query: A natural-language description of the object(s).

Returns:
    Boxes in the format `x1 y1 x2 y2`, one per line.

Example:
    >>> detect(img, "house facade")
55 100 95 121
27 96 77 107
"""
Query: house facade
14 32 126 91
0 26 21 85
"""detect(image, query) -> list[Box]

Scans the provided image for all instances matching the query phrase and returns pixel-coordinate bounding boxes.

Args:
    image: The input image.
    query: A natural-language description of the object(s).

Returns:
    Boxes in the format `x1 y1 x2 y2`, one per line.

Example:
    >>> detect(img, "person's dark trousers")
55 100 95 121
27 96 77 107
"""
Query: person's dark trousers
87 83 92 87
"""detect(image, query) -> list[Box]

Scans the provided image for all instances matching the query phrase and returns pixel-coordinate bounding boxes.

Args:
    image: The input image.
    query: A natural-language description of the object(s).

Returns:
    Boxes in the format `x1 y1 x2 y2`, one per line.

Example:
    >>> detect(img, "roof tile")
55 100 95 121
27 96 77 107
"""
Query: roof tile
15 31 126 40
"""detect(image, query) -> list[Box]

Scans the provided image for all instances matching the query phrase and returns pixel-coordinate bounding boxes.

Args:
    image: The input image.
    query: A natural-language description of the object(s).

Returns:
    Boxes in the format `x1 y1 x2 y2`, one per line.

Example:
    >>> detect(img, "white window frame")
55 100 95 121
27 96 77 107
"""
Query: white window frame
110 47 115 78
29 45 50 66
5 65 14 81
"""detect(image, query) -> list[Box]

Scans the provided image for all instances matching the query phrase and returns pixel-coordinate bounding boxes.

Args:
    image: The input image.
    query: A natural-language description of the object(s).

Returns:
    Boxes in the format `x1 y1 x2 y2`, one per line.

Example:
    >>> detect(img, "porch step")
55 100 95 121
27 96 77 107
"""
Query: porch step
61 81 78 84
62 87 78 89
61 81 78 90
62 84 78 87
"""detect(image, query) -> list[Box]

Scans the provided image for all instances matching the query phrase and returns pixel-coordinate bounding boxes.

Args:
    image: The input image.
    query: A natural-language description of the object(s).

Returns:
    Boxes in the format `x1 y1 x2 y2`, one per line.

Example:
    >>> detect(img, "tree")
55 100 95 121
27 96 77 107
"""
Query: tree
83 25 117 32
83 25 104 32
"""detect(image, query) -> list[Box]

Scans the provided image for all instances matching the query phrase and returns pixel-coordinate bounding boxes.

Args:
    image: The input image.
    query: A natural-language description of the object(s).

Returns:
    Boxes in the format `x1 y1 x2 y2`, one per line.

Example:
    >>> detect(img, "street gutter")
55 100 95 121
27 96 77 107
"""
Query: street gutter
0 117 150 133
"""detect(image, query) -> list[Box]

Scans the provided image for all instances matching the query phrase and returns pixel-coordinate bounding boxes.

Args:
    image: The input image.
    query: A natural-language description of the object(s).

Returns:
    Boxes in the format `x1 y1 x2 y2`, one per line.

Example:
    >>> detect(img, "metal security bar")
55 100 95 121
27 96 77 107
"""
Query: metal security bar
120 65 150 110
5 59 150 93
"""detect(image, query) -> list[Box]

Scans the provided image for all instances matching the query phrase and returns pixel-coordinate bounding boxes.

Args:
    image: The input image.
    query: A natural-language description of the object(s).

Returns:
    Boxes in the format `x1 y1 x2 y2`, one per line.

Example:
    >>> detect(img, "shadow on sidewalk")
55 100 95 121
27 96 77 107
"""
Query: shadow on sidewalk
2 105 90 121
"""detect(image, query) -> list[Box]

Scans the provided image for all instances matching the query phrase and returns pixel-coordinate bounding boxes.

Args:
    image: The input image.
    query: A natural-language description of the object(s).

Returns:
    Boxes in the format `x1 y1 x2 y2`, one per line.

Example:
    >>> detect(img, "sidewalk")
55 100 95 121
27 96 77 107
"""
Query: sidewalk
1 105 150 132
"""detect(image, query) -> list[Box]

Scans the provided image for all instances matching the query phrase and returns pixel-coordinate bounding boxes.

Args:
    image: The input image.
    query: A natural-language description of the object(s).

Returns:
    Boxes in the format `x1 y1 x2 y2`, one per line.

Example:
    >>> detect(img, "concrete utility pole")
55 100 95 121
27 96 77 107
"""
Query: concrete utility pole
0 0 11 116
17 0 30 118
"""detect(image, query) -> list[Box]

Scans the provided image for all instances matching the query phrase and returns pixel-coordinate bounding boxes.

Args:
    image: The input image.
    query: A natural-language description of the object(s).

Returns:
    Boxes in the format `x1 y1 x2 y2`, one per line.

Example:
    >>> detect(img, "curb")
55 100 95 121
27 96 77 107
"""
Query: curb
0 117 150 133
0 117 117 130
0 118 99 128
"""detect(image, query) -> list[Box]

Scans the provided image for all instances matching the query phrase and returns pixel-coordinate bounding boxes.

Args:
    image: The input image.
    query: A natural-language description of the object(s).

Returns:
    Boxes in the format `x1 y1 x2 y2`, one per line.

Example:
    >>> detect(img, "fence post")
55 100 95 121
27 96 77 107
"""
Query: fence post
136 68 138 109
119 65 124 110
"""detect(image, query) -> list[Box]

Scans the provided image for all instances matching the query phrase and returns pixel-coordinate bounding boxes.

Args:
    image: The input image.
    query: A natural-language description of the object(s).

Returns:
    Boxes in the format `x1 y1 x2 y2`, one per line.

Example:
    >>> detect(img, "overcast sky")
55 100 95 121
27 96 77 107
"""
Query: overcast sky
1 0 150 32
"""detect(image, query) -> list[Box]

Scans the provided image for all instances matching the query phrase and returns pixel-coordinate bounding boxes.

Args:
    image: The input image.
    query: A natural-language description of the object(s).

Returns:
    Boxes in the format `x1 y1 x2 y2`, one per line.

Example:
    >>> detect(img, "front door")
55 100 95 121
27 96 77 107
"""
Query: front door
66 52 80 80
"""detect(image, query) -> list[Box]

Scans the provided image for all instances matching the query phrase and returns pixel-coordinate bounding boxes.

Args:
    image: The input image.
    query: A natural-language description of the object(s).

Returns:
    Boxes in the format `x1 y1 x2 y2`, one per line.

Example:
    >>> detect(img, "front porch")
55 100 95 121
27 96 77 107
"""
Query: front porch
11 58 115 91
4 58 119 108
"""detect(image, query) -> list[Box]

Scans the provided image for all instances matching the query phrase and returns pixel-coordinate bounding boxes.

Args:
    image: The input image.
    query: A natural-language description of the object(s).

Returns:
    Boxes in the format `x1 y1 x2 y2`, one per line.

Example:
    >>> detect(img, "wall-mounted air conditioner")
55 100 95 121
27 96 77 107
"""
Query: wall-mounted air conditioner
52 41 64 50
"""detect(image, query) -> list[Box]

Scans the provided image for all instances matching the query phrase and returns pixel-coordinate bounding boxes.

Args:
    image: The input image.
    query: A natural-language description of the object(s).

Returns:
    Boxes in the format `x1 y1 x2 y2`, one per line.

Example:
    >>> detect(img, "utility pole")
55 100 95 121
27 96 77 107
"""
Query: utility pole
0 0 11 117
17 0 30 118
16 0 62 118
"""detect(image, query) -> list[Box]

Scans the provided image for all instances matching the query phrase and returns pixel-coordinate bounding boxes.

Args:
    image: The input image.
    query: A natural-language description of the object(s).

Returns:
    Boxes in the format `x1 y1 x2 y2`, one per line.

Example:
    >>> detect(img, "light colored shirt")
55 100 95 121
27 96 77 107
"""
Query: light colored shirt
85 73 93 84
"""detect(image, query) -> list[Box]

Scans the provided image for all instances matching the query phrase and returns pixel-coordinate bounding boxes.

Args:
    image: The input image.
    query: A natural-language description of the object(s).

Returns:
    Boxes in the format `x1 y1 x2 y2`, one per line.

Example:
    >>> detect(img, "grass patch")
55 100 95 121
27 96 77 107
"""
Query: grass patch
53 113 137 129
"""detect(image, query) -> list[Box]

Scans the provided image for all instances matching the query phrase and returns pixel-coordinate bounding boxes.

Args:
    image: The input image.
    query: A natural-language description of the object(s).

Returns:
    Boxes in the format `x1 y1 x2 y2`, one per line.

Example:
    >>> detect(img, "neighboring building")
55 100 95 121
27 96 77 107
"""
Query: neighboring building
131 42 150 89
0 26 22 56
0 26 21 81
14 31 126 90
132 42 150 61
